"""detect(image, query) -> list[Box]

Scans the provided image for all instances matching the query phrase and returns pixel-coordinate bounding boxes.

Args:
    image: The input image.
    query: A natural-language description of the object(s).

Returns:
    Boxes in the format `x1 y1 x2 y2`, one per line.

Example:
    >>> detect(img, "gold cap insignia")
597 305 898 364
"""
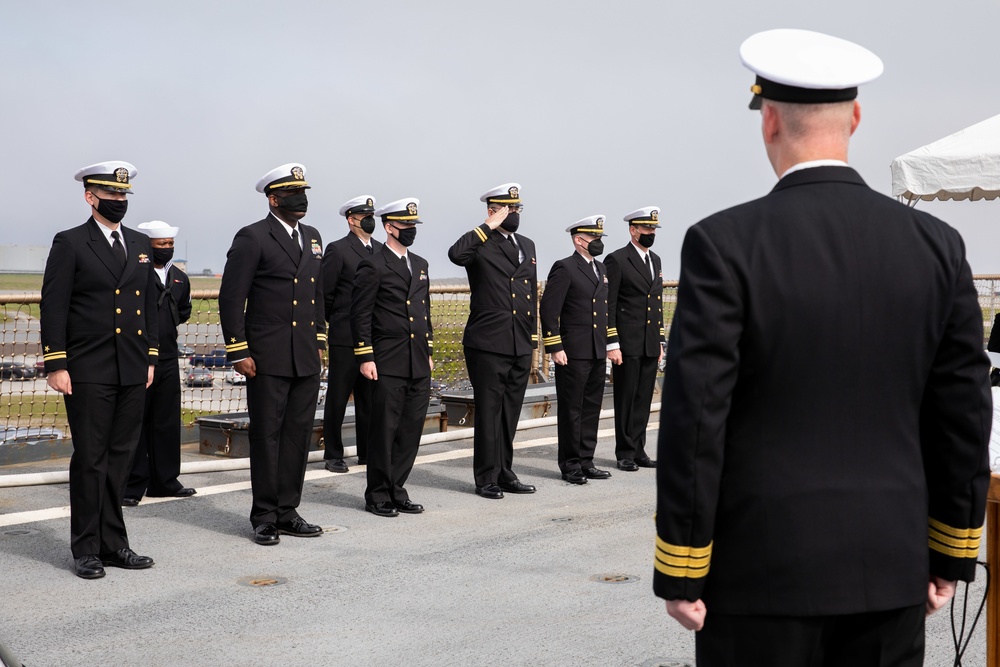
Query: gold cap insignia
115 167 129 183
366 198 374 207
651 210 658 221
596 217 604 229
509 186 519 198
291 166 304 180
407 202 418 215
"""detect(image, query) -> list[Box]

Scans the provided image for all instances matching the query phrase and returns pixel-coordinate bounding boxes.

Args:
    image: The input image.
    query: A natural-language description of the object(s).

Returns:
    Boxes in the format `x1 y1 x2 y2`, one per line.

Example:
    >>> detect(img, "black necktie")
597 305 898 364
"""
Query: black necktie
111 230 126 269
366 244 373 255
401 255 411 279
291 229 302 260
644 253 651 278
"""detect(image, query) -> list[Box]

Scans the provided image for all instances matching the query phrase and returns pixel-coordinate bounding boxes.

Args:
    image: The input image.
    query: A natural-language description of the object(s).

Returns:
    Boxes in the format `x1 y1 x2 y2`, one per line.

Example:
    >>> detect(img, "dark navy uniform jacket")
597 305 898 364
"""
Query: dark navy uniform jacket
655 167 991 615
351 246 433 380
40 218 160 385
218 214 326 377
448 223 538 356
154 265 192 360
322 232 383 348
605 243 665 358
540 252 609 360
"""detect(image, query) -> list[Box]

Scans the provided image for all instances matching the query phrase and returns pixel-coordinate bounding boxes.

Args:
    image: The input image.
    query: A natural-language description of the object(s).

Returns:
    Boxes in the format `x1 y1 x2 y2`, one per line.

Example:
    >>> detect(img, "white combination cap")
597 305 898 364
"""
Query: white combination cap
74 161 137 193
339 195 376 217
255 163 310 194
375 198 422 224
740 29 883 110
623 206 661 228
566 215 607 236
479 183 521 204
137 220 179 238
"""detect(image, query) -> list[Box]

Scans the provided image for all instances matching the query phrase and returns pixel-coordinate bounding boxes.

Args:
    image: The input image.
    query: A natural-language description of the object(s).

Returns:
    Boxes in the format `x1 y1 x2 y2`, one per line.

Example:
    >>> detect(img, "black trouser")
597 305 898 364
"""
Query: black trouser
696 604 925 667
464 347 531 487
64 382 146 558
611 355 658 461
126 358 183 499
554 357 605 472
323 345 373 461
365 374 429 505
246 373 320 527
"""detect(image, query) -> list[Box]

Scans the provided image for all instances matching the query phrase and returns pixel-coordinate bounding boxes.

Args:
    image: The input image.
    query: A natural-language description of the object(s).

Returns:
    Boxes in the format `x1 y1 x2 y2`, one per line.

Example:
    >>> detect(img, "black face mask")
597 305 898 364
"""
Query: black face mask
587 239 604 257
637 233 655 248
359 215 376 234
500 211 520 233
275 192 309 213
394 226 417 247
152 247 174 265
94 197 128 223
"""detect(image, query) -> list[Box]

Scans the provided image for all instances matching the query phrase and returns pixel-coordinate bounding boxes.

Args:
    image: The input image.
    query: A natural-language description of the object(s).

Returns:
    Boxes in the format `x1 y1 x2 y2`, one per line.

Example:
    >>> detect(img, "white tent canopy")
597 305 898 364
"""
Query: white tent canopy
890 113 1000 202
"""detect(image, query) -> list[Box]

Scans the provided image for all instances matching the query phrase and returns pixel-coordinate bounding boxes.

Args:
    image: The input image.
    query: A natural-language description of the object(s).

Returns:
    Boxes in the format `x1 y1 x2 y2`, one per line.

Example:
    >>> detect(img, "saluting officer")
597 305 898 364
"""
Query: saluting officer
322 196 383 473
448 183 538 500
219 163 326 546
40 161 158 579
605 207 664 471
351 198 433 518
540 216 613 485
123 221 196 505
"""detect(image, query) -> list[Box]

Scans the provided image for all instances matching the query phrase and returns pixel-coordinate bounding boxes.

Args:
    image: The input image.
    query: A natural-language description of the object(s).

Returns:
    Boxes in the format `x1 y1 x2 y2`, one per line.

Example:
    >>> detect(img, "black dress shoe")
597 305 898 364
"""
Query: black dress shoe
561 470 588 485
617 459 639 472
100 548 154 569
499 479 536 494
75 554 105 579
365 502 399 517
253 523 281 545
325 458 349 473
583 467 612 479
634 457 657 468
277 517 323 537
173 487 197 497
475 484 505 499
121 496 140 507
393 499 424 514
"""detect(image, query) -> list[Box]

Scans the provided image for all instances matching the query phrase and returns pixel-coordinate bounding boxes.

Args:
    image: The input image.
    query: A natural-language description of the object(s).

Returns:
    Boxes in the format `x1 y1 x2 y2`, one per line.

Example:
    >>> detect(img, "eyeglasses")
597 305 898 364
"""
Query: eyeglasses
488 205 524 214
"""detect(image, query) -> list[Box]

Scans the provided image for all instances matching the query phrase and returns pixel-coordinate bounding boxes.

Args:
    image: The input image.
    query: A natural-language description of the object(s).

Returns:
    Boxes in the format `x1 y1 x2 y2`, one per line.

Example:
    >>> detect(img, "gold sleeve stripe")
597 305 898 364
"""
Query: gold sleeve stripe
149 349 159 355
43 352 67 360
607 327 618 335
655 536 713 558
317 333 327 340
928 539 980 559
354 346 374 355
225 342 249 352
929 528 981 551
929 518 983 539
531 334 539 340
474 227 488 243
654 555 711 579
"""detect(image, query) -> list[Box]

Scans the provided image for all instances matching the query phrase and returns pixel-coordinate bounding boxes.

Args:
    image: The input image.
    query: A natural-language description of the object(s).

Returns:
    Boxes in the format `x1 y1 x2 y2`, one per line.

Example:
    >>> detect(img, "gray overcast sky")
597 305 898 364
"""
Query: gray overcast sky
3 1 999 279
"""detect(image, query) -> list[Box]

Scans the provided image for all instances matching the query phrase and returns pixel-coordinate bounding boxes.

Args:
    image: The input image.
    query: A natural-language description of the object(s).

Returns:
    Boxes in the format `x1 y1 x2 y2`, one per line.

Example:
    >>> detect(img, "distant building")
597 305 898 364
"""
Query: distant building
0 245 49 273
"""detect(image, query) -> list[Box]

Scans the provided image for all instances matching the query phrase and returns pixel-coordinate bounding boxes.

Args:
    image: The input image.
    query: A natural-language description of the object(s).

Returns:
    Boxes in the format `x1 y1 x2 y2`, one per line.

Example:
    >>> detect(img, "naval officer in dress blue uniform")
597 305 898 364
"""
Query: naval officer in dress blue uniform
219 163 326 545
655 30 992 666
448 183 538 500
351 198 433 518
322 195 382 473
605 207 664 471
540 216 614 485
123 220 196 505
41 161 158 578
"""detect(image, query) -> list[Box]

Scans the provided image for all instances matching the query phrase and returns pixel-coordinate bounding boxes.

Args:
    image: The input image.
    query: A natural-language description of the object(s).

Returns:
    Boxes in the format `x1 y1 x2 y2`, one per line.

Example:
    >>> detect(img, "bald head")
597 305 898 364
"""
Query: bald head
760 99 861 177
